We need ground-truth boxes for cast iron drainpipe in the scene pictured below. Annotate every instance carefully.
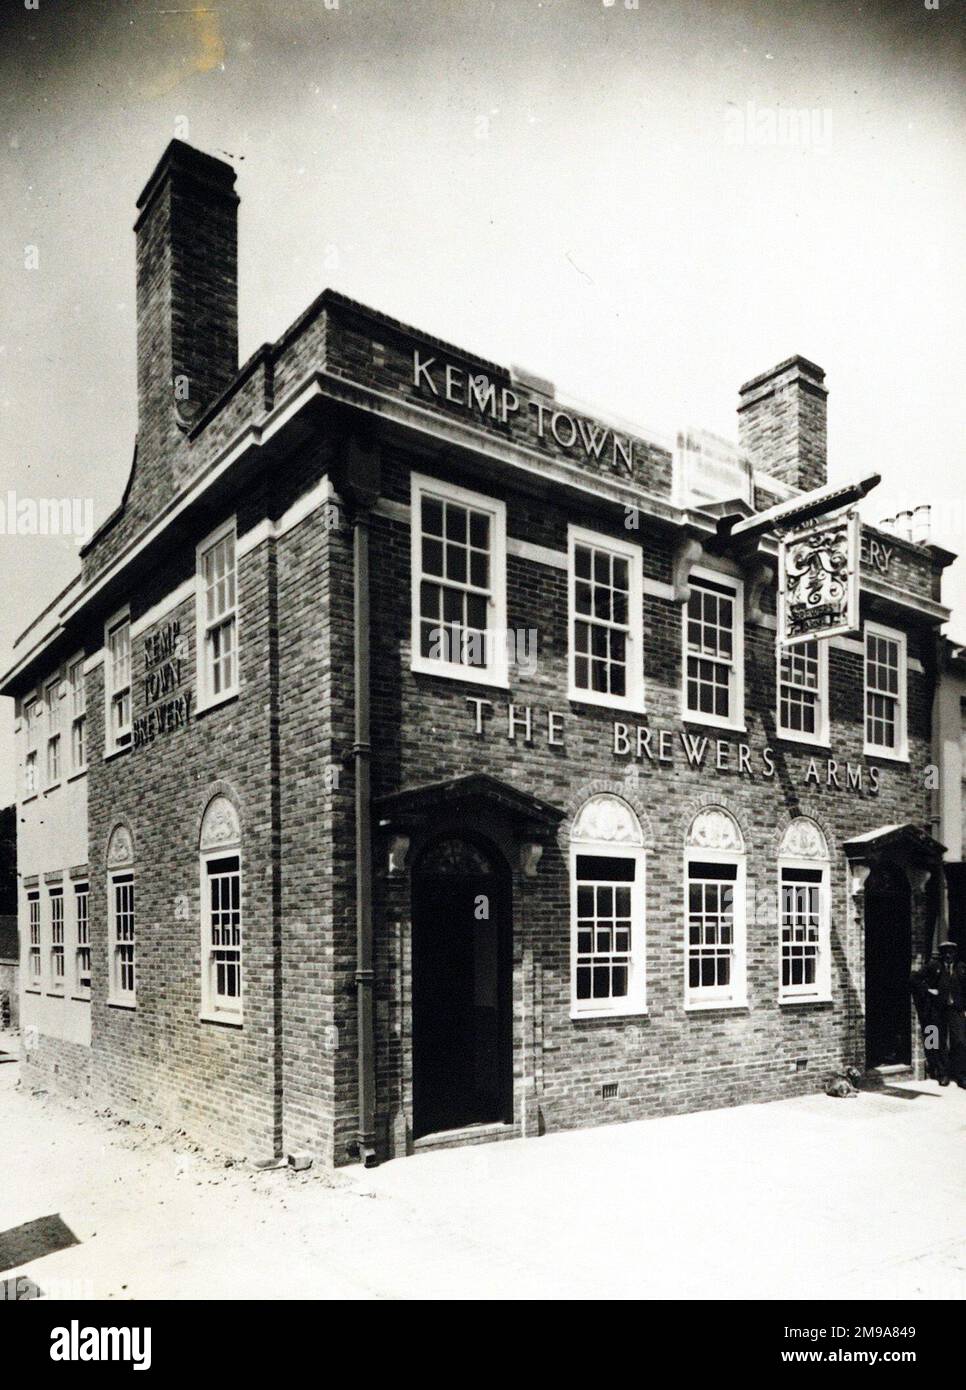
[351,502,378,1167]
[928,628,948,953]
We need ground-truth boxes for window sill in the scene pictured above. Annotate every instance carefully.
[682,714,747,736]
[22,792,38,804]
[775,731,831,750]
[70,995,92,1004]
[780,995,833,1007]
[107,999,136,1011]
[24,987,41,996]
[410,658,509,691]
[45,990,65,999]
[567,691,646,717]
[103,744,131,763]
[195,689,239,719]
[863,746,909,764]
[570,1008,648,1022]
[199,1010,243,1028]
[67,767,88,783]
[684,1000,749,1014]
[43,782,62,796]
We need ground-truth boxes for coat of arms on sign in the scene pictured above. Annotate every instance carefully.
[778,508,860,647]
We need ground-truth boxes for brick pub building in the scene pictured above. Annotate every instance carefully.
[3,142,956,1165]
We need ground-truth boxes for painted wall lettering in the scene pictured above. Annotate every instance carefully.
[134,618,192,749]
[466,705,882,794]
[860,534,893,574]
[414,349,635,474]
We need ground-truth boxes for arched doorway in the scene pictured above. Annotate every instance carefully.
[411,835,512,1138]
[865,861,912,1068]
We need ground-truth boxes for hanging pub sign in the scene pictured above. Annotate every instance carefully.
[778,508,860,647]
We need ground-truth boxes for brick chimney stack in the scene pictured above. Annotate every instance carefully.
[737,356,828,494]
[134,141,239,478]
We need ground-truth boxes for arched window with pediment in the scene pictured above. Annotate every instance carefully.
[778,817,832,1003]
[570,794,647,1018]
[199,795,243,1024]
[106,823,136,1005]
[685,807,747,1009]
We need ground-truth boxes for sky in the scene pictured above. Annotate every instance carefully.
[0,0,964,804]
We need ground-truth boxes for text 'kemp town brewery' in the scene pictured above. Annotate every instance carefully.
[3,142,959,1166]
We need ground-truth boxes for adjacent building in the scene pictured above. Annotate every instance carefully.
[0,804,18,1028]
[1,141,956,1165]
[936,638,966,945]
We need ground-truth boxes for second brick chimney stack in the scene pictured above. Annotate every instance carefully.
[737,356,828,493]
[134,140,239,479]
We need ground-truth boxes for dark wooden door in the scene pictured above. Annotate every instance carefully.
[865,862,912,1068]
[412,840,511,1138]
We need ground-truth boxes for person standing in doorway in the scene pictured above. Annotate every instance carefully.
[915,941,966,1087]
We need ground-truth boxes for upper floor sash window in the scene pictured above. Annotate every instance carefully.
[683,570,745,732]
[864,621,907,760]
[45,675,63,785]
[197,521,238,709]
[777,639,829,745]
[568,526,644,713]
[410,473,507,687]
[23,694,40,795]
[68,654,87,774]
[105,610,132,755]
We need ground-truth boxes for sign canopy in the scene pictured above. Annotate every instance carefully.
[778,508,861,647]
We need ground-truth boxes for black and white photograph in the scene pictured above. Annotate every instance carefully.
[0,0,964,1346]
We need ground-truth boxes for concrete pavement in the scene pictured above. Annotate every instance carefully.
[2,1032,964,1299]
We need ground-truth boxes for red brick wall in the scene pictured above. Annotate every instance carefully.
[364,450,935,1152]
[739,357,828,494]
[19,370,944,1170]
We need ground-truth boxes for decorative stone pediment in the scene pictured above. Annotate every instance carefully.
[571,794,643,847]
[200,795,241,852]
[686,807,744,853]
[106,824,134,868]
[843,822,946,863]
[780,817,828,860]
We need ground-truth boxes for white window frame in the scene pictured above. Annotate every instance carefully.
[48,885,65,995]
[776,638,829,746]
[104,607,132,757]
[863,620,908,761]
[200,848,243,1024]
[682,566,745,732]
[570,842,647,1020]
[22,691,40,797]
[196,517,239,713]
[410,472,508,689]
[567,524,645,713]
[45,674,64,788]
[26,890,41,990]
[684,837,747,1010]
[778,857,832,1004]
[74,882,91,999]
[67,652,87,775]
[108,869,136,1006]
